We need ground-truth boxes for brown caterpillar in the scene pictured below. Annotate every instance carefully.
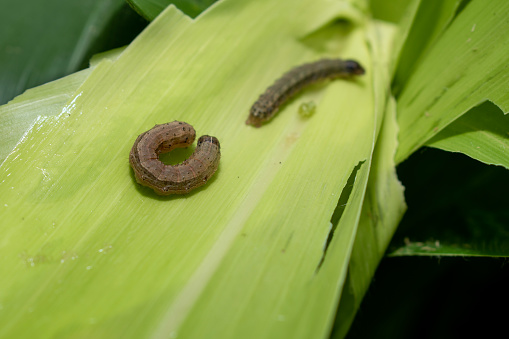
[246,58,365,127]
[129,121,220,195]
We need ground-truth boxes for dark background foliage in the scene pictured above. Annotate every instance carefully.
[0,0,147,105]
[346,256,509,338]
[346,148,509,338]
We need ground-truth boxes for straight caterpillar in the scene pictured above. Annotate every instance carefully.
[129,121,220,195]
[246,58,365,127]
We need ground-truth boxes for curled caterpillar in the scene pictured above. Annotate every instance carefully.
[246,58,365,127]
[129,121,220,195]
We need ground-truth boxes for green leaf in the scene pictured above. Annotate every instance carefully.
[426,101,509,169]
[395,0,509,163]
[126,0,218,20]
[0,1,395,337]
[368,0,413,23]
[392,0,463,95]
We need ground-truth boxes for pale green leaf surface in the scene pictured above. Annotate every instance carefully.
[0,1,381,338]
[395,0,509,163]
[172,18,395,339]
[89,46,126,67]
[426,101,509,169]
[0,69,91,164]
[0,47,126,165]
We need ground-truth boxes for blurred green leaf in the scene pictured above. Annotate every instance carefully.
[368,0,413,23]
[392,0,463,95]
[0,0,146,105]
